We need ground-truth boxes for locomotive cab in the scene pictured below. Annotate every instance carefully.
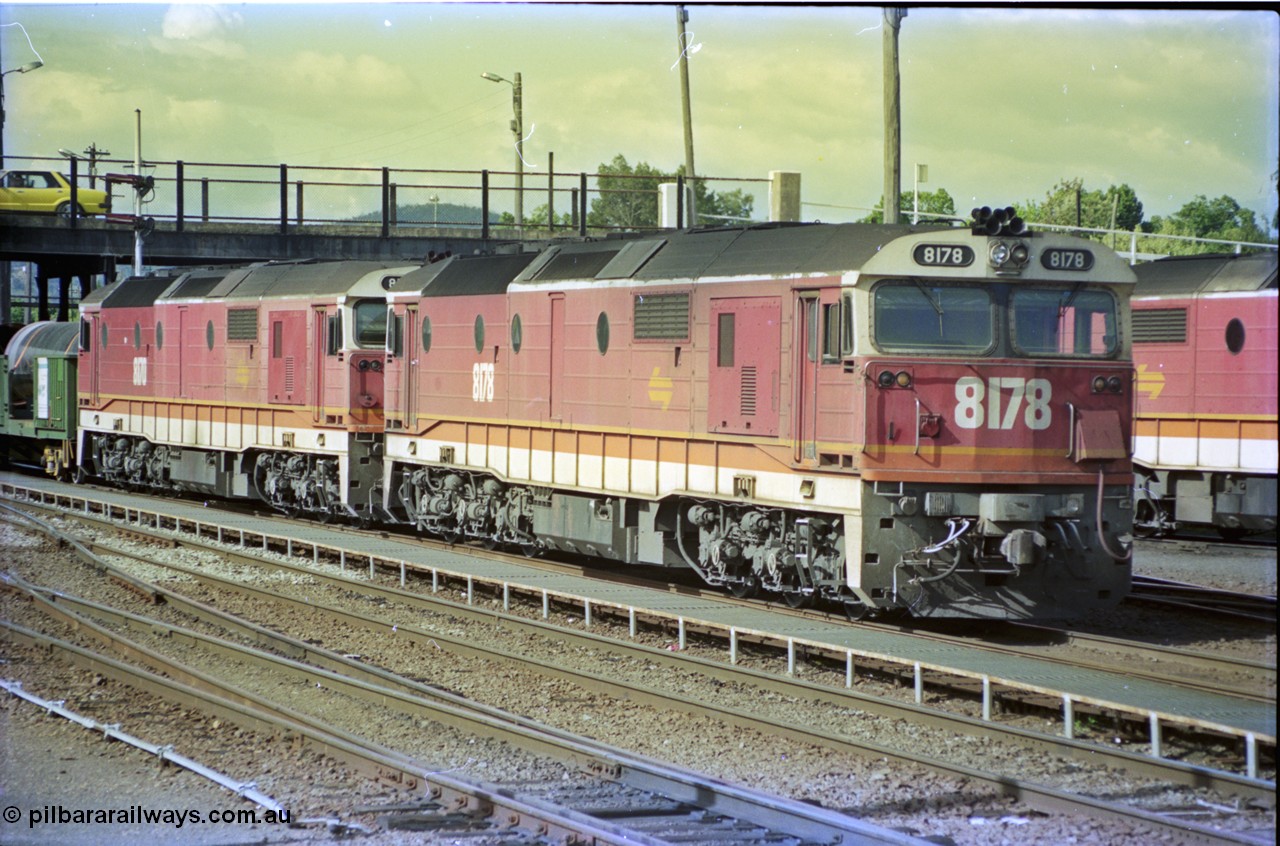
[842,223,1135,618]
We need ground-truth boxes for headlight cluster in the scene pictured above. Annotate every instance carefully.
[988,240,1030,270]
[878,369,912,388]
[1091,374,1124,394]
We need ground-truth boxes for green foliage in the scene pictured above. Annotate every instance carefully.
[587,154,755,230]
[499,204,573,229]
[1141,195,1272,255]
[860,188,957,224]
[1020,179,1144,232]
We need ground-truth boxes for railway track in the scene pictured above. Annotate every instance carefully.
[1,492,1275,843]
[2,475,1273,775]
[1128,575,1277,623]
[1,549,921,846]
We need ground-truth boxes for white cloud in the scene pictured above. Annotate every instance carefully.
[156,4,245,58]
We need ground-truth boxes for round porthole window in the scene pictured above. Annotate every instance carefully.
[511,314,523,354]
[1225,318,1245,355]
[596,311,610,355]
[474,314,485,353]
[421,315,432,353]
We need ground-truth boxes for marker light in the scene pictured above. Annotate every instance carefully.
[1092,376,1108,394]
[895,371,912,388]
[1106,375,1123,393]
[878,370,895,388]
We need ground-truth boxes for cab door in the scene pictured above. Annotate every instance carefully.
[794,294,820,462]
[794,288,847,465]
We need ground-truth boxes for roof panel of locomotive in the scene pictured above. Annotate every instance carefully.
[1133,252,1278,297]
[83,273,184,310]
[397,252,539,298]
[505,222,922,291]
[392,223,934,299]
[197,260,407,300]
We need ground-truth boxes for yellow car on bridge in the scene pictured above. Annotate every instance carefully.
[0,169,111,217]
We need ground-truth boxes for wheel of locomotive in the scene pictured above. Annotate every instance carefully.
[1217,525,1248,542]
[780,590,812,608]
[727,574,759,599]
[842,599,869,621]
[1132,497,1162,538]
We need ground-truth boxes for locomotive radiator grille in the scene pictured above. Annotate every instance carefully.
[740,365,757,416]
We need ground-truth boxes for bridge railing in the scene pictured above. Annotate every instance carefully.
[4,154,768,239]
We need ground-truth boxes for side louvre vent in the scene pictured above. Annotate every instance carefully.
[634,292,690,340]
[1132,308,1187,343]
[227,308,259,341]
[284,357,295,394]
[740,365,757,416]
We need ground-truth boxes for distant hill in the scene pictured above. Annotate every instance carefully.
[347,202,499,228]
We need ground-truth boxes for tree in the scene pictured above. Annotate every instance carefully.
[500,203,572,229]
[588,155,669,230]
[587,154,755,230]
[1143,194,1271,255]
[860,188,957,224]
[1020,179,1144,232]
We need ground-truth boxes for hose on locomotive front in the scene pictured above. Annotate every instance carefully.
[1095,468,1133,562]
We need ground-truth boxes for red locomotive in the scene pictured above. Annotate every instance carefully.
[383,214,1136,618]
[50,214,1136,619]
[75,260,418,519]
[1130,252,1278,537]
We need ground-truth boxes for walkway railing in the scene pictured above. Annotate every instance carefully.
[3,154,768,239]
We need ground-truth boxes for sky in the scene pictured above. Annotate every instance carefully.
[2,2,1277,231]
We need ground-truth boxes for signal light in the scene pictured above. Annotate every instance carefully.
[895,371,912,388]
[1106,375,1123,393]
[1092,376,1107,393]
[878,370,895,388]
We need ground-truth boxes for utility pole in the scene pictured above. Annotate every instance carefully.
[133,109,143,275]
[513,72,523,229]
[882,8,906,224]
[85,142,109,187]
[677,5,696,181]
[481,71,523,229]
